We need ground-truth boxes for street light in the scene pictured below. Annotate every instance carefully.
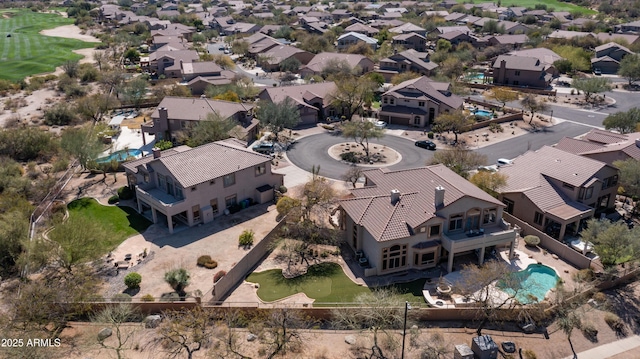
[401,301,412,359]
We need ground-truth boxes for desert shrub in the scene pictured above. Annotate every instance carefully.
[279,185,287,193]
[427,131,434,139]
[52,158,69,173]
[203,261,218,269]
[197,255,213,266]
[239,229,255,247]
[124,272,142,289]
[44,102,76,125]
[141,294,155,302]
[111,293,132,302]
[117,186,134,200]
[521,349,537,359]
[592,291,607,304]
[489,122,504,133]
[340,151,358,163]
[573,268,595,282]
[155,139,173,150]
[108,195,119,204]
[581,322,598,341]
[214,270,226,283]
[523,235,540,246]
[604,312,625,332]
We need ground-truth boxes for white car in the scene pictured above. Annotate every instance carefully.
[497,158,513,167]
[478,165,498,172]
[374,121,387,129]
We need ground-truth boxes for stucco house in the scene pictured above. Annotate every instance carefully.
[337,32,378,52]
[124,140,283,233]
[141,97,258,145]
[492,54,554,88]
[299,52,375,77]
[555,129,640,166]
[378,76,463,127]
[377,49,438,82]
[498,146,619,241]
[257,82,337,125]
[392,32,428,52]
[339,165,518,275]
[591,42,633,74]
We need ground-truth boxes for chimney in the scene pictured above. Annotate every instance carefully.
[434,186,445,208]
[390,189,401,205]
[152,147,161,158]
[159,107,168,121]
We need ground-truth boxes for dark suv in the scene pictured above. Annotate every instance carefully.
[415,140,436,150]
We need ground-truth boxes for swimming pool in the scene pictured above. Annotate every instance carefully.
[500,264,559,304]
[97,149,142,163]
[467,73,485,80]
[474,109,494,118]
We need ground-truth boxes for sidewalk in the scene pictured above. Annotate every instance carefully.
[563,335,640,359]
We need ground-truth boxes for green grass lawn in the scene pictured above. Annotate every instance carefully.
[67,198,152,254]
[0,9,98,81]
[247,262,427,305]
[458,0,596,15]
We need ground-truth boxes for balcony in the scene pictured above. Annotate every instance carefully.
[135,186,185,209]
[441,222,517,253]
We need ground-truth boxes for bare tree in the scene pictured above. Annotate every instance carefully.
[156,307,214,359]
[341,120,385,160]
[520,94,549,125]
[254,308,313,359]
[92,304,141,359]
[343,165,364,188]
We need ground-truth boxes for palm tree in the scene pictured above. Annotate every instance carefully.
[164,268,190,299]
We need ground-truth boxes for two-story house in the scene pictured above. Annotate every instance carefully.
[141,97,258,145]
[378,76,464,127]
[149,49,200,76]
[555,129,640,166]
[339,165,518,275]
[392,32,428,52]
[498,146,619,241]
[257,82,337,125]
[592,42,634,74]
[344,22,380,37]
[337,32,378,52]
[299,52,375,77]
[492,55,554,88]
[124,140,283,233]
[377,49,438,82]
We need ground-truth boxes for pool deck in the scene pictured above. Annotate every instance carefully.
[100,125,156,157]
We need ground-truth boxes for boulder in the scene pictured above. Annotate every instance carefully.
[344,335,356,345]
[144,315,162,329]
[97,328,112,342]
[247,333,257,342]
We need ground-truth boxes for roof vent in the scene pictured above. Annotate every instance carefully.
[390,189,401,205]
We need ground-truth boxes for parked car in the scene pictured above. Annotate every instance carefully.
[374,121,387,129]
[497,158,513,167]
[478,165,498,172]
[252,142,274,154]
[415,140,436,150]
[593,68,602,76]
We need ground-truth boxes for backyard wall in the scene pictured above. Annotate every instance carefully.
[469,113,523,131]
[503,213,595,270]
[462,83,557,96]
[207,218,287,303]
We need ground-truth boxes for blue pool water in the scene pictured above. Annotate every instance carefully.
[501,264,559,304]
[97,149,142,163]
[467,73,484,80]
[474,109,493,118]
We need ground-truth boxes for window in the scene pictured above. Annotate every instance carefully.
[166,177,174,196]
[513,80,519,86]
[158,174,166,191]
[598,194,610,208]
[534,211,543,225]
[419,227,426,233]
[585,186,593,199]
[503,198,514,214]
[143,173,149,183]
[562,182,575,190]
[390,98,395,105]
[225,195,237,208]
[429,224,440,237]
[223,173,235,187]
[382,244,407,271]
[418,101,425,107]
[175,186,183,200]
[515,70,521,76]
[210,199,219,214]
[414,116,420,125]
[255,164,266,176]
[352,225,358,248]
[602,175,619,189]
[449,214,463,231]
[128,174,137,186]
[483,208,497,224]
[383,97,388,104]
[192,205,200,222]
[414,252,435,266]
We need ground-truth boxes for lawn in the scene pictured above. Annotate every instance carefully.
[246,262,427,306]
[67,198,152,254]
[458,0,596,15]
[0,9,98,81]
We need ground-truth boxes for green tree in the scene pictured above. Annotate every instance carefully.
[321,58,357,79]
[520,94,549,124]
[553,59,574,74]
[613,158,640,204]
[556,310,581,359]
[436,39,452,52]
[280,57,301,72]
[180,112,239,147]
[231,40,249,57]
[429,147,488,179]
[433,110,474,143]
[121,77,148,108]
[123,48,140,63]
[44,102,77,126]
[618,54,640,86]
[164,268,190,298]
[580,218,640,266]
[603,108,640,134]
[332,74,377,120]
[49,215,111,272]
[256,98,301,142]
[0,127,56,162]
[62,60,79,78]
[572,77,611,103]
[482,20,505,34]
[470,171,507,197]
[60,125,103,170]
[341,120,385,160]
[76,94,119,122]
[485,87,518,108]
[0,204,30,275]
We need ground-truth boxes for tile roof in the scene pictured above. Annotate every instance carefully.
[390,22,425,33]
[493,55,544,72]
[151,97,253,122]
[259,82,336,108]
[383,76,463,109]
[583,129,627,144]
[341,165,503,241]
[126,141,272,188]
[555,130,640,161]
[345,23,379,34]
[302,52,371,73]
[338,32,378,44]
[508,48,562,67]
[500,146,610,193]
[261,45,310,64]
[521,180,591,220]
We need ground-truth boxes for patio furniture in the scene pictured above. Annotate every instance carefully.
[124,253,132,261]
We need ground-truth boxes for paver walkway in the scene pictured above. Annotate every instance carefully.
[562,335,640,359]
